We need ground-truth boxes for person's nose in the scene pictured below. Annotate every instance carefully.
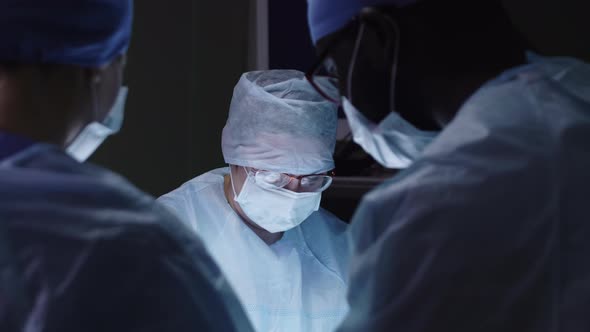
[284,177,303,192]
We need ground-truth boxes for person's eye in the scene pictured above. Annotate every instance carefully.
[261,173,282,184]
[302,176,322,187]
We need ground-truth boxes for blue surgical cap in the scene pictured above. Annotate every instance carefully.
[307,0,418,44]
[0,0,133,67]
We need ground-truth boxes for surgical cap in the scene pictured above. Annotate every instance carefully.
[0,0,133,67]
[222,70,338,175]
[307,0,418,44]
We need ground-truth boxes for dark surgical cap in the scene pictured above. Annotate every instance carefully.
[307,0,417,44]
[0,0,133,67]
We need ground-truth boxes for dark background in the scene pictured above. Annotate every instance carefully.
[90,0,589,221]
[91,1,251,197]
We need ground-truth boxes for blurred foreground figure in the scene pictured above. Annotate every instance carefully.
[0,1,252,331]
[306,0,590,330]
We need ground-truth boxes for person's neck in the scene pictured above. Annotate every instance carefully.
[0,81,74,147]
[223,174,283,245]
[0,118,73,148]
[0,122,65,146]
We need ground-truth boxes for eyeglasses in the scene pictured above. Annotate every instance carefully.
[306,13,401,110]
[248,168,334,193]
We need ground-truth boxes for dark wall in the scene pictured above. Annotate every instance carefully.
[89,0,588,201]
[505,0,590,61]
[91,1,251,197]
[269,0,316,71]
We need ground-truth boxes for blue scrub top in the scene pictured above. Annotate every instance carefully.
[0,131,35,161]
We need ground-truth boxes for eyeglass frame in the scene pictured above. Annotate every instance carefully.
[245,167,335,192]
[305,8,401,112]
[305,38,343,105]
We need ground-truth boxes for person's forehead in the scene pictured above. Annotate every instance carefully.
[253,132,328,149]
[224,129,335,176]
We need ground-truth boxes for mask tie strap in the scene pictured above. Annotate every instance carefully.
[229,166,250,200]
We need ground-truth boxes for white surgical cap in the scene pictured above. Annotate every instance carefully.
[222,70,338,175]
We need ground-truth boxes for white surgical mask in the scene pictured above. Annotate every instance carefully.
[67,86,128,162]
[231,167,321,233]
[341,97,437,169]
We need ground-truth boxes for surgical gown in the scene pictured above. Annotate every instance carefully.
[0,143,253,332]
[159,168,350,332]
[338,55,590,332]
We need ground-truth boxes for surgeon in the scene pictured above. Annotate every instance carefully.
[159,70,350,332]
[306,0,590,331]
[0,1,253,331]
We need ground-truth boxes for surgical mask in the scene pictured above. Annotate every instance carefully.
[341,97,437,169]
[231,167,321,233]
[67,86,128,162]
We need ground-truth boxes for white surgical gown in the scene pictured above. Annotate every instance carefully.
[338,55,590,332]
[159,168,350,332]
[0,144,253,332]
